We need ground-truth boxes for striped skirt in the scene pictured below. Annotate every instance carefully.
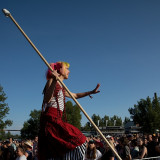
[48,142,86,160]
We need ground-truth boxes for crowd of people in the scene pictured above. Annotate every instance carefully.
[85,133,160,160]
[0,136,38,160]
[1,133,160,160]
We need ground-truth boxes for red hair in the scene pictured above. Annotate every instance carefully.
[46,62,70,80]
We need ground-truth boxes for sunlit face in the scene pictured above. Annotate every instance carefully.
[17,148,23,156]
[60,64,70,79]
[89,143,95,149]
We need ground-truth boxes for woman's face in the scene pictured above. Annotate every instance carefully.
[17,148,23,156]
[154,137,158,142]
[104,143,110,151]
[144,138,148,144]
[137,139,143,146]
[60,64,70,79]
[89,143,95,149]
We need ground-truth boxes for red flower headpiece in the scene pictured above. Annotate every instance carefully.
[46,62,62,80]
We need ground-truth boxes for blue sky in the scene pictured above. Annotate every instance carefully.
[1,0,160,133]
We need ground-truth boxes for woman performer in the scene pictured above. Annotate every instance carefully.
[38,62,100,160]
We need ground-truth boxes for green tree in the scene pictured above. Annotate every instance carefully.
[81,114,101,131]
[91,114,101,126]
[82,122,91,131]
[21,109,41,139]
[152,93,160,129]
[0,85,13,140]
[5,131,12,139]
[102,115,110,126]
[110,115,122,126]
[82,114,123,132]
[128,93,160,134]
[65,101,82,129]
[123,117,131,125]
[89,114,101,131]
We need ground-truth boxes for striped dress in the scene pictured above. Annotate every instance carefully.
[38,83,86,160]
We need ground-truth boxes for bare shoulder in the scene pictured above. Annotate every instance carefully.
[43,79,52,94]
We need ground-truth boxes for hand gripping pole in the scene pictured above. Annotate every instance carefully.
[2,8,122,160]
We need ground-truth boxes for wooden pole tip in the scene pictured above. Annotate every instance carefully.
[2,9,10,17]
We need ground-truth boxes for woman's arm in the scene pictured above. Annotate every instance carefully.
[65,84,100,99]
[139,146,147,159]
[43,78,57,103]
[43,70,60,103]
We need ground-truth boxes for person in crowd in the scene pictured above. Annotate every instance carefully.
[16,147,27,160]
[130,139,139,159]
[2,140,15,160]
[9,137,17,152]
[110,136,116,147]
[153,136,159,145]
[135,134,140,139]
[1,141,8,160]
[85,139,102,160]
[93,136,104,154]
[127,135,133,150]
[0,141,3,158]
[147,134,157,157]
[113,136,119,147]
[24,140,33,160]
[14,140,20,149]
[143,137,148,147]
[33,136,38,160]
[0,141,2,149]
[116,137,131,160]
[38,61,100,160]
[19,140,25,149]
[101,139,115,160]
[137,138,147,159]
[154,136,160,156]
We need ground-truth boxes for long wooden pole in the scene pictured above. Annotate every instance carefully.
[2,9,122,160]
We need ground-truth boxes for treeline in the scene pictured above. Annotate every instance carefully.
[82,114,123,131]
[0,85,13,140]
[129,93,160,134]
[1,83,160,140]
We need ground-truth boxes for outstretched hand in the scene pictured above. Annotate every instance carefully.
[89,84,100,99]
[92,83,100,94]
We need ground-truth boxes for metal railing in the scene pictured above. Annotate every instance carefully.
[134,156,160,160]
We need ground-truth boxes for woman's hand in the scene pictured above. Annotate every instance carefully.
[89,84,100,98]
[50,70,60,80]
[92,84,100,94]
